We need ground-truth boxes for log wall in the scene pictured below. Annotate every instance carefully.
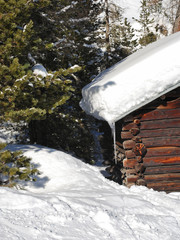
[121,87,180,192]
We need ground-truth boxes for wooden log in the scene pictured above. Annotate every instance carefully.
[122,122,138,131]
[124,107,180,122]
[123,115,135,123]
[146,147,180,157]
[130,128,140,136]
[135,163,146,173]
[139,128,180,138]
[125,175,138,184]
[125,146,147,159]
[142,136,180,148]
[126,169,137,176]
[132,136,142,143]
[140,108,180,121]
[123,158,137,168]
[136,178,146,186]
[145,97,180,110]
[134,119,141,125]
[116,145,125,154]
[116,141,123,148]
[147,181,180,192]
[143,156,180,167]
[125,150,136,159]
[121,127,180,139]
[145,173,180,182]
[121,131,133,140]
[144,165,180,175]
[123,140,136,150]
[141,118,180,130]
[123,118,180,131]
[125,146,180,159]
[123,156,180,169]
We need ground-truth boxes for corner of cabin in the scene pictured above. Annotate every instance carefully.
[119,87,180,192]
[80,33,180,193]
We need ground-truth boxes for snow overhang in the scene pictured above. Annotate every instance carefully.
[80,32,180,127]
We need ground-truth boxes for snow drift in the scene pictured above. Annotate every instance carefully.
[1,145,180,240]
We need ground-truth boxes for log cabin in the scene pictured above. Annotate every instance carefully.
[119,87,180,193]
[80,32,180,192]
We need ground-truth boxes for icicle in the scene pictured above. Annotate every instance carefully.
[109,121,117,165]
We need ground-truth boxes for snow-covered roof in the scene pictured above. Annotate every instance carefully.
[80,32,180,127]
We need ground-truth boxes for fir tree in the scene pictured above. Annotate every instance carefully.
[0,143,39,188]
[0,1,90,161]
[24,0,101,162]
[134,0,157,46]
[0,0,78,123]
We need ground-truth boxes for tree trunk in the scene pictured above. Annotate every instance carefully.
[105,0,110,66]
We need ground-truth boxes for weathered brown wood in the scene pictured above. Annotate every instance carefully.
[123,89,180,123]
[142,136,180,148]
[116,144,125,154]
[132,136,142,143]
[125,150,136,159]
[145,173,180,182]
[116,141,123,148]
[145,97,180,110]
[125,147,180,159]
[139,128,180,138]
[121,88,180,192]
[144,165,180,175]
[123,156,180,169]
[126,175,138,184]
[146,147,180,157]
[123,158,137,168]
[130,128,140,136]
[121,131,133,139]
[146,156,180,167]
[133,119,141,125]
[143,156,180,167]
[126,169,136,176]
[122,123,138,131]
[123,118,180,131]
[121,127,180,139]
[123,140,136,150]
[147,181,180,192]
[136,178,146,186]
[126,107,180,123]
[135,163,146,173]
[141,118,180,130]
[140,108,180,121]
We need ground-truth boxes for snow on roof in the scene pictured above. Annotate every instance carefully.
[80,32,180,126]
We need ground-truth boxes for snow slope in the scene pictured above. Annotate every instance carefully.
[1,144,180,240]
[80,32,180,126]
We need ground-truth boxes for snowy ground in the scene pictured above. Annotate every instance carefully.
[1,144,180,240]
